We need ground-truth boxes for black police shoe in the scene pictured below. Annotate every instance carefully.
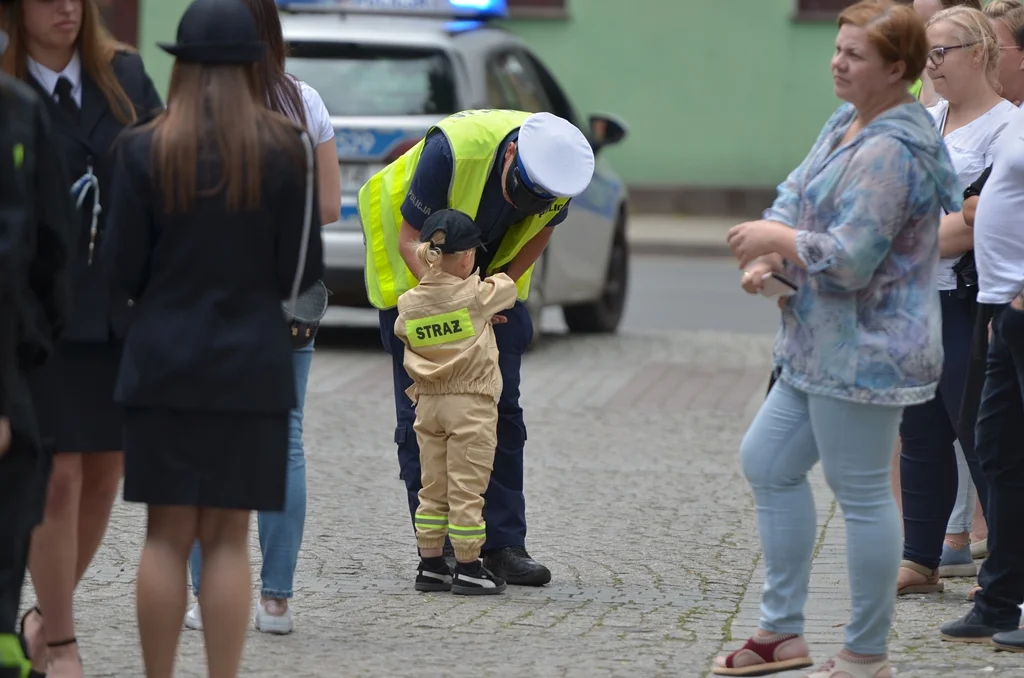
[452,560,506,596]
[414,558,453,592]
[940,610,1011,643]
[482,546,551,586]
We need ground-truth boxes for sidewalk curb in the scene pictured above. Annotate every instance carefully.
[628,240,734,258]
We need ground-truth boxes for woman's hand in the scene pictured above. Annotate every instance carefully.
[740,259,775,295]
[727,220,789,269]
[490,315,508,325]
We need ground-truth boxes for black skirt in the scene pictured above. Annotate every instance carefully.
[27,341,123,454]
[123,407,289,511]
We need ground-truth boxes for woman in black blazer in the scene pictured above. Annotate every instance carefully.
[103,0,322,673]
[0,0,162,675]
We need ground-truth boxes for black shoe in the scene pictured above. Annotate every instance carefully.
[442,541,457,572]
[482,546,551,586]
[452,560,506,596]
[993,628,1024,652]
[414,558,453,592]
[940,611,1011,643]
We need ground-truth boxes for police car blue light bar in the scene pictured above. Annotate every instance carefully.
[276,0,509,19]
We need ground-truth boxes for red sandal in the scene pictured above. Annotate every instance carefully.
[712,633,814,676]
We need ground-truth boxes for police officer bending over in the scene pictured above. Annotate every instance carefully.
[0,15,75,676]
[360,109,594,585]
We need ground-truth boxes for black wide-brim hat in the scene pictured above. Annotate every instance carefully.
[159,0,266,65]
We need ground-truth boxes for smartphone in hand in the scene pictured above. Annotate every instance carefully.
[760,272,798,298]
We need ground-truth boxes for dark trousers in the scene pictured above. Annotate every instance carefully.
[959,302,1000,473]
[973,303,1024,628]
[0,437,48,635]
[900,291,987,569]
[379,301,534,552]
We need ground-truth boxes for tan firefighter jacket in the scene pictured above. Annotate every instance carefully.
[395,269,518,403]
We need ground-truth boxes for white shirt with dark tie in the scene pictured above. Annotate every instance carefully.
[27,52,82,108]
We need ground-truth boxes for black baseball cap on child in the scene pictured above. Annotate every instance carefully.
[420,209,485,253]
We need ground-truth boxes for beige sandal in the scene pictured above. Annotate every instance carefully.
[896,560,944,595]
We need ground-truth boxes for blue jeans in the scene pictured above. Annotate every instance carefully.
[947,441,976,534]
[189,343,314,599]
[741,378,904,655]
[900,292,986,567]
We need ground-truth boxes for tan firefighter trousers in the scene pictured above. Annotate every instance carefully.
[413,393,497,563]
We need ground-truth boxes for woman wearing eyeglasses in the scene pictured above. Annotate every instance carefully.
[896,6,1019,597]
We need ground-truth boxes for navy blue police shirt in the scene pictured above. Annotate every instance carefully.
[399,130,570,273]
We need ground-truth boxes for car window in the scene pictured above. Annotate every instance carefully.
[485,50,551,113]
[520,51,580,128]
[285,42,457,116]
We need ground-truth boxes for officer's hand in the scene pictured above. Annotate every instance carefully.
[490,315,508,325]
[0,417,10,458]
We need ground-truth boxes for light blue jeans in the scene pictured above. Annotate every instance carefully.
[946,441,976,534]
[189,343,314,599]
[742,378,903,656]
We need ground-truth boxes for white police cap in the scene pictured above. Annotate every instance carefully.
[517,112,595,199]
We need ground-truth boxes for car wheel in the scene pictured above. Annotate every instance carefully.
[562,211,629,334]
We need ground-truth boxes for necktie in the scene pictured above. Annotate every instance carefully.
[54,76,79,122]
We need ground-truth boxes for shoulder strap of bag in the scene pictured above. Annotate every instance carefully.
[288,130,315,313]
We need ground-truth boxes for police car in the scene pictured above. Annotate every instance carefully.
[278,0,631,335]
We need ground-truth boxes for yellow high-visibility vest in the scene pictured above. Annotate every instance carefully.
[358,109,570,310]
[909,79,923,99]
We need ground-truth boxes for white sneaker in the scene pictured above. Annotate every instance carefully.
[184,603,203,631]
[254,599,293,635]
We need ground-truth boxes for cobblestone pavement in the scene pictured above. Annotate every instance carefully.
[20,330,1024,676]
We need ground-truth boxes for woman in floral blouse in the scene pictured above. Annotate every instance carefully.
[712,1,961,677]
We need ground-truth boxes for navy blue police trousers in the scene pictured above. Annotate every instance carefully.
[379,300,533,552]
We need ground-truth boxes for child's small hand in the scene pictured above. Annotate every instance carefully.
[490,315,507,325]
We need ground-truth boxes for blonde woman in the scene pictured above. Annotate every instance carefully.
[986,2,1024,105]
[913,0,982,104]
[897,6,1019,597]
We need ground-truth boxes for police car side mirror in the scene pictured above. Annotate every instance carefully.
[588,113,628,150]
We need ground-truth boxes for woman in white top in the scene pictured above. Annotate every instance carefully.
[184,0,341,636]
[897,6,1019,596]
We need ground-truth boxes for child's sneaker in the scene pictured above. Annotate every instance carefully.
[452,560,506,596]
[415,557,453,592]
[184,602,203,631]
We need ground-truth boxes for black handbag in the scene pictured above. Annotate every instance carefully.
[283,280,329,349]
[953,251,978,302]
[952,165,990,304]
[281,130,325,350]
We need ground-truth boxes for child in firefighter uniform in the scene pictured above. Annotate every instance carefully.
[395,209,518,595]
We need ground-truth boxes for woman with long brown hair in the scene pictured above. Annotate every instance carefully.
[0,0,161,676]
[102,0,322,673]
[185,0,340,636]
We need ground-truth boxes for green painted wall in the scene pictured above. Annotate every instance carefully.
[138,0,845,189]
[501,0,843,188]
[137,0,182,102]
